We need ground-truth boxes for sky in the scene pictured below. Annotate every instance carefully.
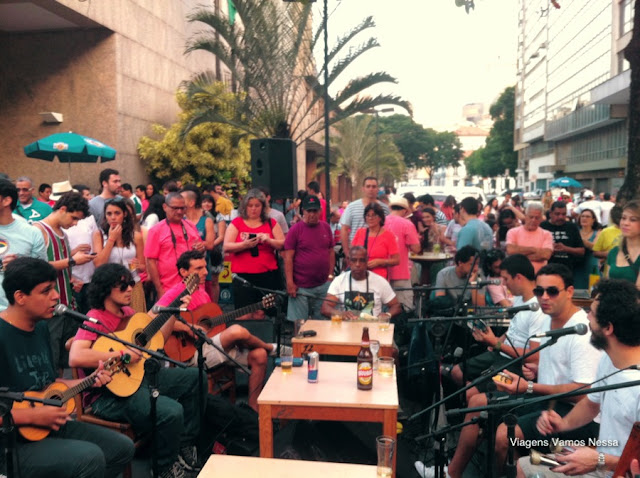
[311,0,519,131]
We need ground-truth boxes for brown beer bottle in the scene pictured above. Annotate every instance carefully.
[357,327,373,390]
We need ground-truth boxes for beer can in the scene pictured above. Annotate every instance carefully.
[307,351,319,383]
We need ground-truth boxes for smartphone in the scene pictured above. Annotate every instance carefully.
[89,252,98,256]
[248,233,257,240]
[248,234,259,256]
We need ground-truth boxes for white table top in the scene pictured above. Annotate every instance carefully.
[258,361,398,409]
[292,319,395,348]
[198,454,378,477]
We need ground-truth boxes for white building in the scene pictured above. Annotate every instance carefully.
[515,0,632,195]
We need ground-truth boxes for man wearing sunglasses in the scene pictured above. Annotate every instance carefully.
[518,278,640,477]
[145,192,203,298]
[70,263,202,478]
[492,263,601,475]
[14,175,52,224]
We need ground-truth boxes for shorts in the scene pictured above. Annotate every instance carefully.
[190,334,250,370]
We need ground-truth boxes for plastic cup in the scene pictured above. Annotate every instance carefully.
[376,435,395,478]
[281,353,293,374]
[331,314,342,324]
[378,315,390,332]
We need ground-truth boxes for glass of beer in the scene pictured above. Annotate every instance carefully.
[331,303,343,324]
[281,352,293,374]
[378,357,394,377]
[376,435,395,478]
[378,313,390,332]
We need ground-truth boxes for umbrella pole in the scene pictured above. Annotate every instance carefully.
[68,161,71,183]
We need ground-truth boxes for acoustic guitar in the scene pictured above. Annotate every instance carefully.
[613,421,640,478]
[91,274,199,397]
[13,355,129,441]
[164,294,277,362]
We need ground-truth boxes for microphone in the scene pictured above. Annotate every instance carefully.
[533,323,588,339]
[496,302,541,314]
[232,273,252,287]
[53,304,100,324]
[472,279,501,287]
[150,305,188,314]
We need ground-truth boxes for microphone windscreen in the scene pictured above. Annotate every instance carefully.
[530,302,540,311]
[575,323,588,335]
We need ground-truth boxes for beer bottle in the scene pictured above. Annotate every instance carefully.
[357,326,373,390]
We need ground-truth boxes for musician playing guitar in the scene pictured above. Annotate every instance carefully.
[0,257,134,478]
[69,263,202,478]
[159,250,286,412]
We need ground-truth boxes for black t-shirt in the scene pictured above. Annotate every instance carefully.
[540,220,584,268]
[0,320,56,392]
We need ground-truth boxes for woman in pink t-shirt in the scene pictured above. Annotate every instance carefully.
[351,202,399,279]
[223,189,285,313]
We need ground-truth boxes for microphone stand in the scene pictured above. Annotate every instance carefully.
[76,322,187,478]
[504,413,518,478]
[173,315,251,422]
[0,391,63,478]
[236,282,288,358]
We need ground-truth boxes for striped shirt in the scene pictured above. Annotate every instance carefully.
[339,199,391,242]
[39,221,74,307]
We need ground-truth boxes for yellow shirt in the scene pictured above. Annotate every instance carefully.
[215,196,234,216]
[592,225,621,253]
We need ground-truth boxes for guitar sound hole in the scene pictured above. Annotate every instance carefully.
[134,331,147,346]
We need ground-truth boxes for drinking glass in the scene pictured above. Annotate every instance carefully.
[376,435,395,478]
[370,340,380,370]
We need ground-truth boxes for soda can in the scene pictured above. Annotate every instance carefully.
[307,351,319,383]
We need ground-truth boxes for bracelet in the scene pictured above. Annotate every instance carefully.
[494,341,502,351]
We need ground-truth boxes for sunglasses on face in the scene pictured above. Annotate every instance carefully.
[17,188,32,192]
[116,280,136,292]
[533,286,565,298]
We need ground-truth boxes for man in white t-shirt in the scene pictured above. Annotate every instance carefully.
[518,278,640,477]
[450,254,546,389]
[321,246,401,320]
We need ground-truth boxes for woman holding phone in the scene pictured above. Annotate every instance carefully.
[223,189,284,315]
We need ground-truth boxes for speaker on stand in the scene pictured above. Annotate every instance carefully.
[250,138,297,200]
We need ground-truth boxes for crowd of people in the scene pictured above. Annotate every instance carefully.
[1,168,640,478]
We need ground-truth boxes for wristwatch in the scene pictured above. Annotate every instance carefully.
[494,341,502,352]
[596,452,605,469]
[68,257,76,268]
[526,381,534,394]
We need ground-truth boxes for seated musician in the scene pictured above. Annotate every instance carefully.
[433,245,486,307]
[449,254,546,391]
[0,257,134,478]
[69,263,202,478]
[160,250,285,412]
[518,279,640,477]
[321,246,402,320]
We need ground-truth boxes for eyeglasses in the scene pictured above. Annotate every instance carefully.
[115,280,136,292]
[16,188,32,192]
[167,205,186,211]
[533,286,565,298]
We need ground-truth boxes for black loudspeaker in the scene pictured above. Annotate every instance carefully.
[250,138,297,199]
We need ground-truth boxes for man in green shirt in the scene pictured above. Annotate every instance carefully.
[14,176,52,223]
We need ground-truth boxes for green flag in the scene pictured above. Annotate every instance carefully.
[228,0,237,26]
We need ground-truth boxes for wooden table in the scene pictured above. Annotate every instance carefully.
[258,361,398,476]
[410,252,453,285]
[292,319,395,358]
[198,454,378,477]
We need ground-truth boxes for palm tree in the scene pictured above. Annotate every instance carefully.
[181,0,411,144]
[328,116,404,200]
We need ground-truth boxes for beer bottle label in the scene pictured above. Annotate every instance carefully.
[358,362,373,385]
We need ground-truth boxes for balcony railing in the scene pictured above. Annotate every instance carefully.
[545,104,615,141]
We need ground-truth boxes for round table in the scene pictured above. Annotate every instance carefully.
[410,252,453,285]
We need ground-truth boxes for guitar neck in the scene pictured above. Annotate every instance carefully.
[142,278,197,344]
[204,301,267,329]
[60,370,99,403]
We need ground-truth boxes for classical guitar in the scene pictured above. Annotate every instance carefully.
[164,294,277,362]
[91,274,199,397]
[13,355,129,441]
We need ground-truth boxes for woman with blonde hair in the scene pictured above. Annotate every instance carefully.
[224,188,284,315]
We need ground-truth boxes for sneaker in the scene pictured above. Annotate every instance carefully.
[269,343,292,357]
[158,462,186,478]
[414,461,449,478]
[178,445,200,472]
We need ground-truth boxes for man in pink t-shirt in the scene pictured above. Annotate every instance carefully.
[506,202,553,273]
[385,196,421,310]
[144,192,203,297]
[161,250,283,411]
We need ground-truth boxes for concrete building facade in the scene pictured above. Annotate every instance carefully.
[515,0,632,195]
